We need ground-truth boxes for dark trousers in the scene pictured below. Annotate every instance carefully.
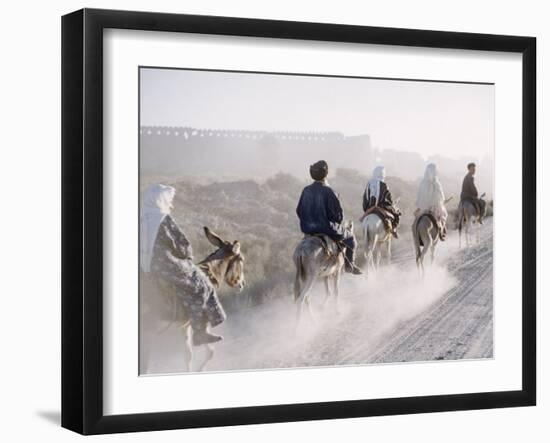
[342,234,356,265]
[462,197,482,216]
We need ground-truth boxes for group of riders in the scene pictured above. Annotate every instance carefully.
[296,160,485,275]
[140,161,484,348]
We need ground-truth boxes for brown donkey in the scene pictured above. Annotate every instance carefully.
[140,227,245,373]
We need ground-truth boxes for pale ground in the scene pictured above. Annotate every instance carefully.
[143,219,493,374]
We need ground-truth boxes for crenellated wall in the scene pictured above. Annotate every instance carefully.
[140,126,374,178]
[140,126,346,142]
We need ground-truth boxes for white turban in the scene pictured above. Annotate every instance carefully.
[367,165,386,204]
[424,163,438,182]
[140,184,176,272]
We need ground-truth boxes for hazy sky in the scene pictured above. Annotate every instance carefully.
[140,68,494,161]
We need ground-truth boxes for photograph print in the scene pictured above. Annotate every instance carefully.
[139,67,494,375]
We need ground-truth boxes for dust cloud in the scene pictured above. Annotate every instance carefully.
[141,255,457,374]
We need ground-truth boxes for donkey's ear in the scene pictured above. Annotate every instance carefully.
[231,241,241,255]
[204,227,226,248]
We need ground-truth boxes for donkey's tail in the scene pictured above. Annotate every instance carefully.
[457,203,465,233]
[294,254,305,301]
[365,225,372,253]
[364,224,377,269]
[412,218,422,262]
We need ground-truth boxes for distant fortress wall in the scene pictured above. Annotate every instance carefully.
[140,126,375,178]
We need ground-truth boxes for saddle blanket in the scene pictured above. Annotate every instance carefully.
[362,206,394,232]
[305,234,342,256]
[303,234,345,276]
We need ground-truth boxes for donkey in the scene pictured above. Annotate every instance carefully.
[412,213,440,275]
[292,223,350,327]
[362,214,392,275]
[140,227,245,373]
[458,193,487,248]
[361,199,399,275]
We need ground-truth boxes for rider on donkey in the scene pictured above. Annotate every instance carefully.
[415,163,448,241]
[460,162,484,224]
[361,165,401,239]
[296,160,363,275]
[140,184,226,346]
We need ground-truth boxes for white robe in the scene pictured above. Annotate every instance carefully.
[416,173,447,221]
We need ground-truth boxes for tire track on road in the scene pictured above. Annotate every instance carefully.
[343,227,493,364]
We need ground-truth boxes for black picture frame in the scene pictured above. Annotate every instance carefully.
[61,8,536,435]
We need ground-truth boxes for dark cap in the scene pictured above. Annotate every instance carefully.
[310,160,329,181]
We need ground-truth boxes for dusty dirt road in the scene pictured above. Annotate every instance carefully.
[145,219,493,374]
[343,225,494,365]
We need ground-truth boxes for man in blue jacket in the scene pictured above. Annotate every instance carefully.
[296,160,362,275]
